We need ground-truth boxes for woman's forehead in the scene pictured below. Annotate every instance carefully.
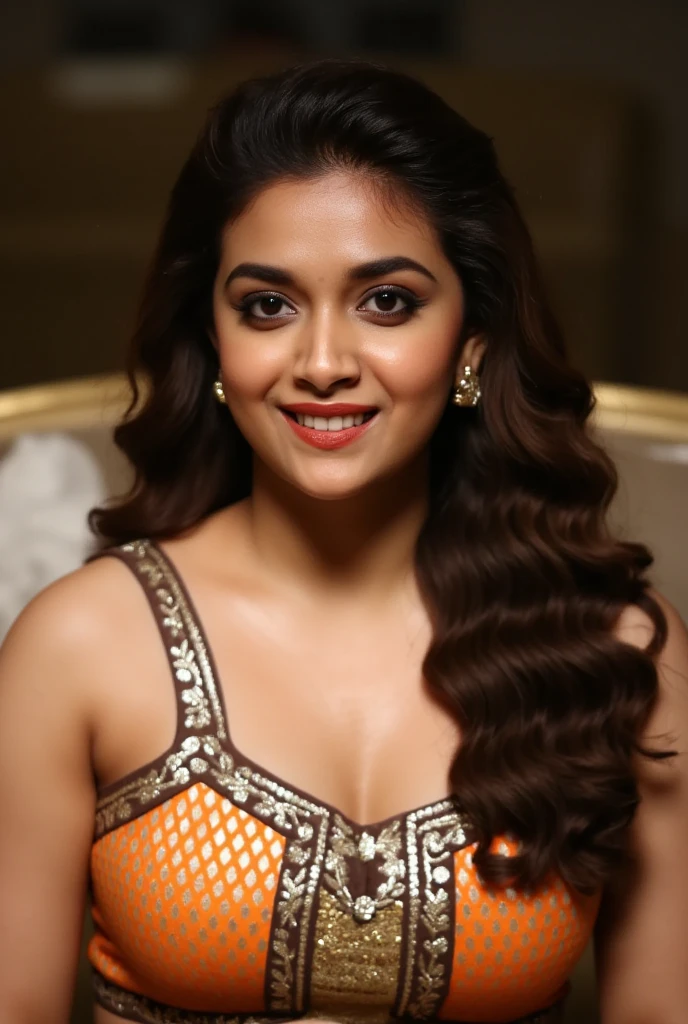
[218,170,446,277]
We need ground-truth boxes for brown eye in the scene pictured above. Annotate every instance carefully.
[252,295,289,318]
[359,286,423,319]
[232,291,296,323]
[372,290,402,312]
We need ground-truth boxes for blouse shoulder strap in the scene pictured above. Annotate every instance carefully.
[86,538,228,744]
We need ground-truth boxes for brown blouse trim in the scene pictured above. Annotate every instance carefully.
[89,538,465,838]
[93,969,567,1024]
[88,538,488,1018]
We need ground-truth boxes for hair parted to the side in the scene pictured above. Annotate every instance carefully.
[89,58,674,895]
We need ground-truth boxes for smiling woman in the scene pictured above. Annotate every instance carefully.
[0,58,687,1024]
[208,170,473,490]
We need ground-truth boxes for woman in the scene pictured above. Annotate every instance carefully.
[0,59,686,1024]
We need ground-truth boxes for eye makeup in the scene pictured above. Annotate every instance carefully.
[230,285,429,326]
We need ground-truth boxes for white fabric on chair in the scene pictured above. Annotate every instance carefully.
[0,432,105,642]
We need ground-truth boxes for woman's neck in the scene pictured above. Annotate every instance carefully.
[237,454,430,607]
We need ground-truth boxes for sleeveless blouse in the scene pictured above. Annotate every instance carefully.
[87,539,601,1024]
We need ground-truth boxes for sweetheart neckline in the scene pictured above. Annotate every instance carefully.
[96,537,463,835]
[155,537,461,834]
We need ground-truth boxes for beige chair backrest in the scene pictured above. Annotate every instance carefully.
[591,383,688,619]
[1,373,685,617]
[0,373,134,499]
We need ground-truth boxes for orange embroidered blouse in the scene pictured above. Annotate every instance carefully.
[87,539,601,1024]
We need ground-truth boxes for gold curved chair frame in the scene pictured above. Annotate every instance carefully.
[0,373,687,444]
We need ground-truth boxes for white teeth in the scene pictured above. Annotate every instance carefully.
[294,412,373,430]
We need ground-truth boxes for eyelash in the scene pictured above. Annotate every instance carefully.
[231,286,427,324]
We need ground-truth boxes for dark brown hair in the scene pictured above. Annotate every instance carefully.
[90,58,674,894]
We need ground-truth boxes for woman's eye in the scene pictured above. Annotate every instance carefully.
[234,287,423,324]
[359,288,419,317]
[246,295,293,319]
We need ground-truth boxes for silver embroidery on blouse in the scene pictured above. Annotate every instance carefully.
[92,539,472,1018]
[323,814,407,923]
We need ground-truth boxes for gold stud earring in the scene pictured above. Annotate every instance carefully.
[212,377,226,404]
[452,365,481,407]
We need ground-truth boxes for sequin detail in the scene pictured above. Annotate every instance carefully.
[87,539,599,1023]
[124,541,225,736]
[309,889,404,1014]
[323,814,406,922]
[398,804,468,1017]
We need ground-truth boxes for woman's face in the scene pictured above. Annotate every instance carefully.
[212,169,482,501]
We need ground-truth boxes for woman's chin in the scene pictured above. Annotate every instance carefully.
[276,467,383,503]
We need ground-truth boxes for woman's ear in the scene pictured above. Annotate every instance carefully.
[455,333,487,379]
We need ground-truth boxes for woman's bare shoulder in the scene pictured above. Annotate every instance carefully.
[614,588,688,782]
[613,588,688,687]
[7,551,138,635]
[614,588,686,646]
[0,552,147,703]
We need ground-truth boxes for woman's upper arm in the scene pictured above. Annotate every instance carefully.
[0,574,99,1024]
[594,592,688,1024]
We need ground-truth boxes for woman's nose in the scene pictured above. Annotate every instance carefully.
[292,308,361,393]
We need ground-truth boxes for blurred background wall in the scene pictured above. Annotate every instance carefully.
[1,0,686,394]
[1,7,687,1024]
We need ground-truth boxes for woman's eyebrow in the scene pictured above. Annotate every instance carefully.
[224,256,437,289]
[348,256,437,283]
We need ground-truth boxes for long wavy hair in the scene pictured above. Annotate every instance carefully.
[90,58,674,895]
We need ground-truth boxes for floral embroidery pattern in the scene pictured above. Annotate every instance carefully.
[96,736,318,841]
[91,539,574,1024]
[172,639,212,729]
[323,813,406,923]
[408,811,467,1017]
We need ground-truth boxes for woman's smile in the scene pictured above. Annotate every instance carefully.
[211,168,476,499]
[278,404,380,449]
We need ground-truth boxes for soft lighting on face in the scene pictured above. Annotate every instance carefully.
[211,169,478,500]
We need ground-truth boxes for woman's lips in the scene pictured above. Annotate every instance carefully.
[279,409,379,449]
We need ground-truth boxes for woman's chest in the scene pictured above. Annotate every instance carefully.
[91,777,598,1023]
[89,539,600,1022]
[96,595,461,827]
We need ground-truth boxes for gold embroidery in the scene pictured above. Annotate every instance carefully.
[398,803,468,1017]
[121,540,227,738]
[96,742,329,1013]
[96,736,200,834]
[96,961,564,1024]
[269,925,295,1008]
[173,639,212,729]
[95,541,340,1015]
[323,814,406,923]
[97,541,490,1020]
[409,810,466,1017]
[126,551,185,637]
[310,889,403,1010]
[95,736,255,835]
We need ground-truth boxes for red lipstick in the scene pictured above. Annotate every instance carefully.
[278,406,379,450]
[280,402,377,415]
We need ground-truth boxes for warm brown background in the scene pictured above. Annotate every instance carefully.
[1,5,687,1023]
[1,0,687,395]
